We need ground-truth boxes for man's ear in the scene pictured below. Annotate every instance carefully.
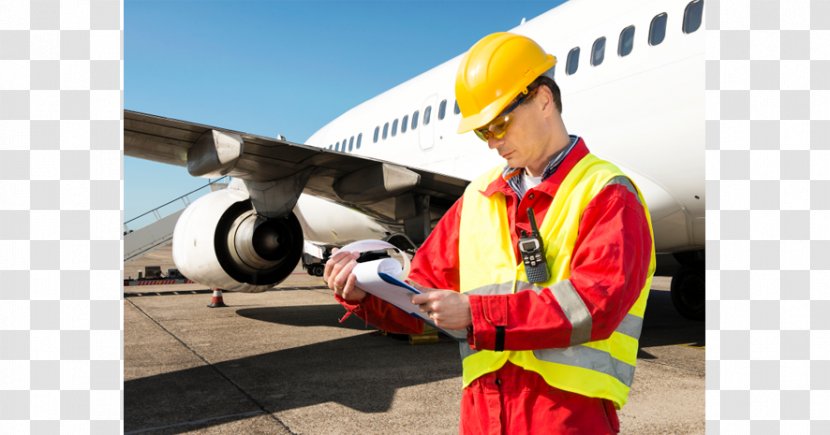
[537,86,556,115]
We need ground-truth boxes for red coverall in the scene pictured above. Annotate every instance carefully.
[336,139,652,434]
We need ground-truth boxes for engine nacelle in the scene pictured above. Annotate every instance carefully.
[172,188,304,292]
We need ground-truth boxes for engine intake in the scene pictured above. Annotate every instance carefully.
[173,188,303,292]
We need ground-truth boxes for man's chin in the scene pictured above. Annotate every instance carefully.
[504,156,521,167]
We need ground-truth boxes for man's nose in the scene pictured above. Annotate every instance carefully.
[487,136,503,150]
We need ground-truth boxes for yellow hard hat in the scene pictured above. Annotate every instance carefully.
[455,32,556,134]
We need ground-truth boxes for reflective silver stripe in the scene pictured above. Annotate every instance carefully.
[549,280,593,346]
[519,280,593,346]
[461,280,641,387]
[616,314,644,340]
[459,340,478,359]
[460,282,510,361]
[462,283,510,361]
[533,345,635,387]
[464,282,514,296]
[464,282,639,348]
[607,176,641,204]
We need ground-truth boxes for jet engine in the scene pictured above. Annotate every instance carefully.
[172,188,303,292]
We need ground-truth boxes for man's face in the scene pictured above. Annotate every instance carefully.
[486,90,550,171]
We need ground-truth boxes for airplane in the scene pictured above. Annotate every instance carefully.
[125,0,705,320]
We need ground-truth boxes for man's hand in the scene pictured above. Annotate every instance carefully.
[323,248,367,303]
[411,288,472,330]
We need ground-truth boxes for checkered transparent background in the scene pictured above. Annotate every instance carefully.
[1,0,122,433]
[707,0,830,433]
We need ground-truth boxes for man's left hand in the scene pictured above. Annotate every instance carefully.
[411,289,472,330]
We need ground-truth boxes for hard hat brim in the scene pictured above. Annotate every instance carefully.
[457,91,519,134]
[456,54,556,135]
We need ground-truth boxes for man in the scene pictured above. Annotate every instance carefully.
[324,32,655,434]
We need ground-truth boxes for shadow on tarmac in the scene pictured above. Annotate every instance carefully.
[236,291,706,348]
[125,307,461,434]
[639,289,705,350]
[236,304,372,331]
[125,288,702,433]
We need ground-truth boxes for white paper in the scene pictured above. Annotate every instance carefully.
[339,239,410,278]
[353,258,419,309]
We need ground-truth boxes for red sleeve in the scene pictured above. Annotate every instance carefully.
[468,183,652,351]
[333,198,464,335]
[407,198,462,291]
[334,293,423,334]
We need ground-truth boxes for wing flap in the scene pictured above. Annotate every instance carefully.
[124,110,469,227]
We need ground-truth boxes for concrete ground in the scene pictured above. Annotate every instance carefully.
[125,246,704,434]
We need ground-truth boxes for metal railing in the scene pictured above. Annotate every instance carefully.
[123,176,230,234]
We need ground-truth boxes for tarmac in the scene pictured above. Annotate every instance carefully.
[124,246,704,434]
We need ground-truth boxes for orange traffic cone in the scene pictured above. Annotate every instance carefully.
[207,288,227,308]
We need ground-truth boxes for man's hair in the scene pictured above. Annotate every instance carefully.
[530,70,562,113]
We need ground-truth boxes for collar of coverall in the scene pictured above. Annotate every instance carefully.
[480,135,587,199]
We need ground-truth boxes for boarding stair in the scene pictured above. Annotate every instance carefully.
[124,176,229,261]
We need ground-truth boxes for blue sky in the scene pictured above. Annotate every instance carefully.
[125,0,566,223]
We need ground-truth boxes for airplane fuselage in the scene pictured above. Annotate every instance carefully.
[303,0,704,254]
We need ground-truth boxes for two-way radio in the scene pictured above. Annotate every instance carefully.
[518,207,550,283]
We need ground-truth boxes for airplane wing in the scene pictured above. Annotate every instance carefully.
[124,110,469,233]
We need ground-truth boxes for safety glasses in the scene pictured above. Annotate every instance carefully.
[474,87,536,142]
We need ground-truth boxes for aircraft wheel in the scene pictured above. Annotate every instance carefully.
[670,265,705,321]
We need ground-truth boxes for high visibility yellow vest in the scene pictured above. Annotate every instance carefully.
[458,153,656,409]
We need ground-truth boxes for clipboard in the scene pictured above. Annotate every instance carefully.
[340,240,468,341]
[377,272,468,340]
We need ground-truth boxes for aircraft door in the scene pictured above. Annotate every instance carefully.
[418,94,438,150]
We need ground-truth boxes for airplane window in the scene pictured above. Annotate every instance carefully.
[566,47,580,75]
[683,0,703,34]
[649,13,668,46]
[328,145,332,150]
[454,100,460,115]
[392,119,398,137]
[383,122,389,140]
[438,100,447,120]
[348,136,354,151]
[412,110,419,129]
[591,37,606,66]
[402,115,409,133]
[619,25,635,57]
[343,138,348,151]
[424,106,432,125]
[357,133,362,149]
[373,126,379,143]
[335,141,340,152]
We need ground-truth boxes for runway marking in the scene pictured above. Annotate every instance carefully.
[275,286,330,291]
[124,289,213,297]
[124,286,329,297]
[126,299,299,434]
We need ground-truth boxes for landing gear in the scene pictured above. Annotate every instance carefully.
[302,251,329,277]
[308,263,324,277]
[670,251,705,321]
